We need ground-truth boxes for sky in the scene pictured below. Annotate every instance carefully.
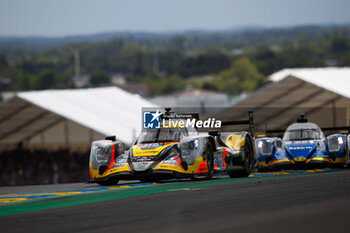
[0,0,349,37]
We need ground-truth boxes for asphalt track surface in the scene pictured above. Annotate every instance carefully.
[1,169,350,233]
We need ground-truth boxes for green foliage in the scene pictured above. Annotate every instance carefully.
[90,70,111,86]
[30,69,67,90]
[142,73,185,96]
[201,81,217,91]
[17,73,33,90]
[176,51,231,77]
[142,73,163,96]
[162,75,185,94]
[0,55,7,68]
[0,25,350,95]
[120,43,149,75]
[212,57,265,96]
[330,37,350,54]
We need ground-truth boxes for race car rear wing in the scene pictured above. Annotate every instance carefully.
[265,126,350,136]
[210,111,254,137]
[265,113,350,136]
[265,113,350,135]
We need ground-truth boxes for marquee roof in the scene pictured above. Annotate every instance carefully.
[0,87,157,146]
[216,67,350,133]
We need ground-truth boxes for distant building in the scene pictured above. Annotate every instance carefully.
[0,76,11,91]
[72,74,90,88]
[150,88,230,115]
[116,83,150,97]
[111,73,126,85]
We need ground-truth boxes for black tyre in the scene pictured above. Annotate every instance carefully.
[138,178,159,183]
[227,137,254,178]
[97,177,119,186]
[257,167,267,173]
[205,143,215,179]
[191,143,214,181]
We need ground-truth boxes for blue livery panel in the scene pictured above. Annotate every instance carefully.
[256,123,348,170]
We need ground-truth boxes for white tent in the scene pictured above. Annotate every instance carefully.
[270,67,350,99]
[0,87,157,151]
[217,67,350,133]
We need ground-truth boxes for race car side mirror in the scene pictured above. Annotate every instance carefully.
[209,130,220,136]
[276,139,282,148]
[105,135,116,141]
[115,142,125,156]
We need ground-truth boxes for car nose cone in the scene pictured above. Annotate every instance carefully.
[132,161,153,171]
[293,157,306,162]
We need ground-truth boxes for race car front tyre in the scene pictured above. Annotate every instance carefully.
[191,143,214,180]
[138,178,159,183]
[227,137,254,178]
[97,177,119,186]
[227,169,249,178]
[205,143,214,179]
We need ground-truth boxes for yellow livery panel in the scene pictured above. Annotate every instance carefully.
[132,142,178,157]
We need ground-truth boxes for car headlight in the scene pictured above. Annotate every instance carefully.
[316,141,325,149]
[328,137,340,152]
[181,139,200,156]
[338,137,344,144]
[95,146,111,163]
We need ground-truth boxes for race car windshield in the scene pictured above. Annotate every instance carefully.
[283,128,324,141]
[137,127,190,144]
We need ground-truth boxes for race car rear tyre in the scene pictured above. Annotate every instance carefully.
[227,137,254,178]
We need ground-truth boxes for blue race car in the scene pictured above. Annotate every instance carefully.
[255,116,349,171]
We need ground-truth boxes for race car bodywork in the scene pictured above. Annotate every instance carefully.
[89,126,216,185]
[211,131,256,178]
[255,118,348,171]
[89,109,256,185]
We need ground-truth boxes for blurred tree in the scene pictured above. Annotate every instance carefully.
[141,73,186,96]
[162,74,185,94]
[90,70,111,86]
[0,55,7,68]
[233,57,264,91]
[212,57,265,96]
[17,73,33,90]
[1,25,350,93]
[201,81,217,91]
[330,37,350,55]
[31,69,65,90]
[120,43,150,75]
[213,65,240,95]
[170,35,189,52]
[143,73,163,96]
[176,52,231,77]
[252,46,279,76]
